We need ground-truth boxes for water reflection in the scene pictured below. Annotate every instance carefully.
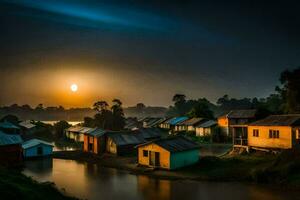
[23,159,298,200]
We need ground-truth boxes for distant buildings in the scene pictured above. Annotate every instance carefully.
[65,126,93,142]
[174,118,207,132]
[136,136,200,170]
[22,139,53,158]
[159,117,189,130]
[19,120,37,135]
[195,120,217,137]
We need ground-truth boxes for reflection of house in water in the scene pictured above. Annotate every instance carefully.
[137,175,171,200]
[24,158,53,174]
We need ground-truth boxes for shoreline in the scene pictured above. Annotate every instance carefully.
[51,150,300,190]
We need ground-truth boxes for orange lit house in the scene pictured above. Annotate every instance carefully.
[218,110,257,144]
[136,136,200,170]
[246,115,300,151]
[83,128,107,154]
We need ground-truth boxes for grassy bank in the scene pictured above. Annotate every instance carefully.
[0,168,78,200]
[53,150,300,188]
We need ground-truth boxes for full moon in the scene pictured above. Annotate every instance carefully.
[70,84,78,92]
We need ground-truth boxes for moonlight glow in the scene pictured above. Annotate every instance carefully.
[70,84,78,92]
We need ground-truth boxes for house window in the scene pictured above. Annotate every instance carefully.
[296,129,300,139]
[253,129,259,137]
[269,130,280,138]
[143,150,148,157]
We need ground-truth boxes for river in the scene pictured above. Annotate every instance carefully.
[22,158,299,200]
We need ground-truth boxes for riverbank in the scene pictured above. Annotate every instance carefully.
[52,149,300,188]
[0,167,78,200]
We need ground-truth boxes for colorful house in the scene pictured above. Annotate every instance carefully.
[246,115,300,151]
[195,120,217,137]
[22,139,53,158]
[175,118,207,132]
[0,131,23,164]
[136,136,200,170]
[83,128,107,154]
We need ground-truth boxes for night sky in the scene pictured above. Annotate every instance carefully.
[1,0,300,107]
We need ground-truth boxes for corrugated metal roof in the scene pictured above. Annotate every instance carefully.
[0,122,20,129]
[19,121,36,129]
[137,136,199,153]
[177,118,205,126]
[250,115,300,126]
[197,120,217,128]
[86,128,106,137]
[66,126,92,133]
[22,139,53,149]
[0,131,23,146]
[168,117,189,125]
[108,132,145,146]
[135,128,163,140]
[79,127,93,133]
[226,110,257,119]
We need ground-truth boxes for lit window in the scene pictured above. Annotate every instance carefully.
[253,129,259,137]
[269,130,280,138]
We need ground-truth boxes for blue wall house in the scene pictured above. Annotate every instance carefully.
[22,139,54,158]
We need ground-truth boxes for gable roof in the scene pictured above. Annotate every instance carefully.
[249,115,300,126]
[107,132,145,146]
[177,118,206,126]
[22,139,53,149]
[167,116,189,125]
[0,121,20,129]
[19,121,36,129]
[197,120,217,128]
[0,131,23,146]
[137,136,200,153]
[226,110,257,119]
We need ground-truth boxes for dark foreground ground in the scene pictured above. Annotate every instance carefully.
[53,149,300,188]
[0,167,78,200]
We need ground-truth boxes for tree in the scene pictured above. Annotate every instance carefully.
[111,99,125,130]
[277,67,300,113]
[83,117,94,127]
[93,101,109,113]
[0,115,19,125]
[188,101,214,119]
[136,103,146,110]
[53,120,71,138]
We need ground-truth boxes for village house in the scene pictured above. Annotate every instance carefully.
[244,115,300,151]
[106,132,145,156]
[0,131,23,164]
[22,139,54,158]
[136,136,200,170]
[218,109,257,143]
[19,120,37,135]
[124,117,142,130]
[0,121,21,134]
[159,117,189,131]
[195,120,217,137]
[142,117,164,128]
[174,118,207,132]
[65,126,93,142]
[83,128,107,154]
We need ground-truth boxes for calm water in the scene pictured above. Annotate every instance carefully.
[22,159,299,200]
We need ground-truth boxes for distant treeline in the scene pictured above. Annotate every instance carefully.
[1,67,299,121]
[0,103,167,121]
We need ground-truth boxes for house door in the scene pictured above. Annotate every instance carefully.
[37,146,43,155]
[149,151,160,167]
